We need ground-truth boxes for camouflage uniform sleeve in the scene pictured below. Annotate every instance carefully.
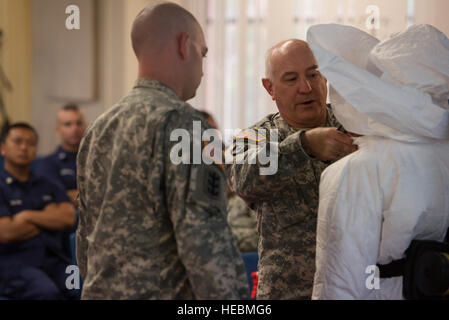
[226,126,311,202]
[227,195,258,253]
[76,202,88,282]
[164,111,250,300]
[76,138,89,282]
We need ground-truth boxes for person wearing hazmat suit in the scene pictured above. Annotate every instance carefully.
[308,24,449,300]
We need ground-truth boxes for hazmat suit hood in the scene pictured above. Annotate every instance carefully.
[307,24,449,143]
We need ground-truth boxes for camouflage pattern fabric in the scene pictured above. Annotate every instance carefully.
[226,106,341,300]
[227,193,258,253]
[76,78,249,300]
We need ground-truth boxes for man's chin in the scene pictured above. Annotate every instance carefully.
[66,141,82,149]
[294,109,326,126]
[12,160,33,167]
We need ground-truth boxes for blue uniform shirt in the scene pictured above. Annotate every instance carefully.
[0,168,72,267]
[35,145,77,191]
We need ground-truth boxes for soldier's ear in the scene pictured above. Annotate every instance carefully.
[262,78,275,100]
[178,32,190,61]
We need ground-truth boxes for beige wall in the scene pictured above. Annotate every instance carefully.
[31,0,160,155]
[415,0,449,36]
[0,0,31,124]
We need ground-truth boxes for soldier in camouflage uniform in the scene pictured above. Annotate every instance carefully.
[76,3,249,300]
[227,193,258,253]
[226,39,358,299]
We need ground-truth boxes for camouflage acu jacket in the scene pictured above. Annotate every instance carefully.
[77,78,249,300]
[226,106,341,300]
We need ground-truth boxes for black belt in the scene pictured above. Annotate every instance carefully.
[378,258,407,278]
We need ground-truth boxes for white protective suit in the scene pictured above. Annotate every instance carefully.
[307,24,449,300]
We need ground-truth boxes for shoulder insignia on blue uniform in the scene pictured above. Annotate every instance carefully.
[6,177,13,184]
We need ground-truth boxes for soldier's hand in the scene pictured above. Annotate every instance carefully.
[301,127,358,161]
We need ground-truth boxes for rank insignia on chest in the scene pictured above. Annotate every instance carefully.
[10,199,23,206]
[60,169,75,176]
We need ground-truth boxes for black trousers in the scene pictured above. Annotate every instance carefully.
[0,251,81,300]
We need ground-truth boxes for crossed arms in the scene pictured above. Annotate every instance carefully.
[0,202,76,244]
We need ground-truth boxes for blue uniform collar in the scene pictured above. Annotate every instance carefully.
[56,145,77,161]
[0,167,40,187]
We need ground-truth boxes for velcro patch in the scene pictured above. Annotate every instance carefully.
[189,165,226,212]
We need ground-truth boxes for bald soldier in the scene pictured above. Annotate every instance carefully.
[76,3,249,299]
[227,39,357,299]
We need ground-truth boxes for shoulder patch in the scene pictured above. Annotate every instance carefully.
[235,129,267,143]
[189,165,227,213]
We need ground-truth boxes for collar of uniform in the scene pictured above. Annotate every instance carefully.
[133,78,180,101]
[0,168,40,187]
[57,145,67,161]
[56,145,77,161]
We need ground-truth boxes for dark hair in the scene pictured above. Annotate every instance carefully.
[0,122,39,143]
[61,103,80,112]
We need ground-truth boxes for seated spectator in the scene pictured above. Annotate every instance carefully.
[0,123,78,300]
[35,104,86,208]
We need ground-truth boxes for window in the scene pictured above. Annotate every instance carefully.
[181,0,415,142]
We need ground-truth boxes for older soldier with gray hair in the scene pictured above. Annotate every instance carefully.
[227,39,358,299]
[76,2,249,299]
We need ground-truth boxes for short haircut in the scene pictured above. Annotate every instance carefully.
[0,122,39,143]
[131,3,200,59]
[61,103,80,112]
[265,46,275,80]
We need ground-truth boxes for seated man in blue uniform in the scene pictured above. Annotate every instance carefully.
[0,123,78,299]
[36,104,86,208]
